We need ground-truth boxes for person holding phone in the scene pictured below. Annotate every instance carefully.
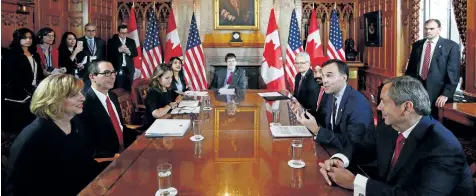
[58,32,84,75]
[36,27,66,76]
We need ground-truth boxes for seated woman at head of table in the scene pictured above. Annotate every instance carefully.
[144,63,182,128]
[4,74,104,195]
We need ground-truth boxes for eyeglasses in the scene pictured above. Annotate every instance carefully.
[119,32,128,35]
[86,29,96,32]
[96,70,117,77]
[295,61,308,66]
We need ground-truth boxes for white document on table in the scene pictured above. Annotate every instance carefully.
[171,106,200,114]
[145,119,191,137]
[184,91,208,97]
[258,92,283,97]
[218,88,235,95]
[270,126,313,138]
[178,100,199,107]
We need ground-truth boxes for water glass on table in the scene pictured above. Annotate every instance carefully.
[202,95,212,110]
[156,163,177,195]
[289,139,305,168]
[270,109,281,126]
[191,120,204,141]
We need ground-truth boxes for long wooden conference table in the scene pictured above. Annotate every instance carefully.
[79,90,352,195]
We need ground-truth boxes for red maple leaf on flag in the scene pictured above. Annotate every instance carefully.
[263,40,282,69]
[164,40,182,60]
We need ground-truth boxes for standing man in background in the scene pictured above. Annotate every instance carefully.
[405,19,460,117]
[78,23,106,86]
[108,25,138,91]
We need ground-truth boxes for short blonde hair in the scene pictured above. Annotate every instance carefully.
[30,74,84,119]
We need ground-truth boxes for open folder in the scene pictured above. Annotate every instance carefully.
[145,119,191,137]
[270,126,313,138]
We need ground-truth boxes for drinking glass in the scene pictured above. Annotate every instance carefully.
[270,109,281,126]
[202,95,212,110]
[157,163,172,194]
[291,139,304,166]
[291,168,303,188]
[193,120,204,141]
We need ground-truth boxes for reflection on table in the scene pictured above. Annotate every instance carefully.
[79,90,351,196]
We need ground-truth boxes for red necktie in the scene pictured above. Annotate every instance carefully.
[390,134,406,169]
[420,41,432,80]
[315,88,325,111]
[227,72,233,84]
[106,97,124,146]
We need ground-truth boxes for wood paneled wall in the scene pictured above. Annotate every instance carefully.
[356,0,417,98]
[1,0,116,48]
[466,0,476,96]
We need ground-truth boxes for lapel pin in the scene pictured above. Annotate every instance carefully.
[438,45,441,48]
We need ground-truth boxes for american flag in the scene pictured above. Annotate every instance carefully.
[285,9,303,92]
[183,13,207,90]
[142,9,163,78]
[326,10,346,61]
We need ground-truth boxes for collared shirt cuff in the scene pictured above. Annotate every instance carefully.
[353,174,368,196]
[330,153,350,168]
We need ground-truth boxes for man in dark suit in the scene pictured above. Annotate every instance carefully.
[209,53,247,89]
[319,76,473,195]
[78,23,106,79]
[297,59,373,150]
[107,25,138,91]
[293,52,320,113]
[405,19,460,117]
[80,60,138,158]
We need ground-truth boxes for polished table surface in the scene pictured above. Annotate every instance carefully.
[79,90,352,195]
[439,102,476,128]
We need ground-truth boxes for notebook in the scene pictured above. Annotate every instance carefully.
[258,92,290,101]
[145,119,191,137]
[270,126,313,138]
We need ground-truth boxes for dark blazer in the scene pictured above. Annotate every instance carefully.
[405,37,461,104]
[315,85,373,150]
[171,74,189,93]
[293,69,320,112]
[2,52,43,100]
[77,36,106,77]
[341,116,474,196]
[4,117,101,196]
[144,89,177,129]
[80,88,138,158]
[107,34,138,75]
[209,68,247,89]
[58,46,85,74]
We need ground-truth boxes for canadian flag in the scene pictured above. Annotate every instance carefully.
[127,5,143,79]
[164,8,183,63]
[261,9,285,90]
[305,9,325,67]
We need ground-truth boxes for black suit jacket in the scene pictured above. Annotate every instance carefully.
[80,88,138,158]
[316,85,373,150]
[77,36,106,77]
[340,116,474,195]
[293,69,320,112]
[2,52,43,100]
[107,34,138,75]
[405,37,460,104]
[58,46,85,74]
[209,68,247,89]
[4,117,100,196]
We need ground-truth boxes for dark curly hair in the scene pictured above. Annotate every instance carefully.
[9,28,36,54]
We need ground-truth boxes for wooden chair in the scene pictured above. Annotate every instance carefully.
[131,78,150,118]
[361,90,379,126]
[110,88,143,131]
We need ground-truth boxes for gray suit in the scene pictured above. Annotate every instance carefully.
[209,68,247,89]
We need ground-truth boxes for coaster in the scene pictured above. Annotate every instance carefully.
[156,187,178,196]
[288,160,305,168]
[202,107,213,111]
[190,135,204,141]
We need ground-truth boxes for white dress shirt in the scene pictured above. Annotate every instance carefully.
[330,120,419,196]
[330,85,347,128]
[26,56,38,86]
[418,36,439,75]
[91,87,124,131]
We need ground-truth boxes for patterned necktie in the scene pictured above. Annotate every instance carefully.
[420,41,432,80]
[315,88,325,111]
[106,97,124,148]
[390,133,406,169]
[88,39,95,55]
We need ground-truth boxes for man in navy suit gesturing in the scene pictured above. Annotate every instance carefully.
[320,76,473,196]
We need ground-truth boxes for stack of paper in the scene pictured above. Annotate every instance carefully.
[218,88,235,95]
[171,106,200,114]
[184,91,208,96]
[178,100,199,107]
[270,126,313,138]
[145,119,191,137]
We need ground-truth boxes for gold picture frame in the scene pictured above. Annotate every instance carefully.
[213,106,259,162]
[214,0,260,30]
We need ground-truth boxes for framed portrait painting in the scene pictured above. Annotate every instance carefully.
[364,11,382,47]
[214,0,259,30]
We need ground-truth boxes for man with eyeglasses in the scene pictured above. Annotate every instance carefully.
[291,52,321,115]
[80,60,138,158]
[78,23,106,81]
[107,25,138,92]
[209,53,247,89]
